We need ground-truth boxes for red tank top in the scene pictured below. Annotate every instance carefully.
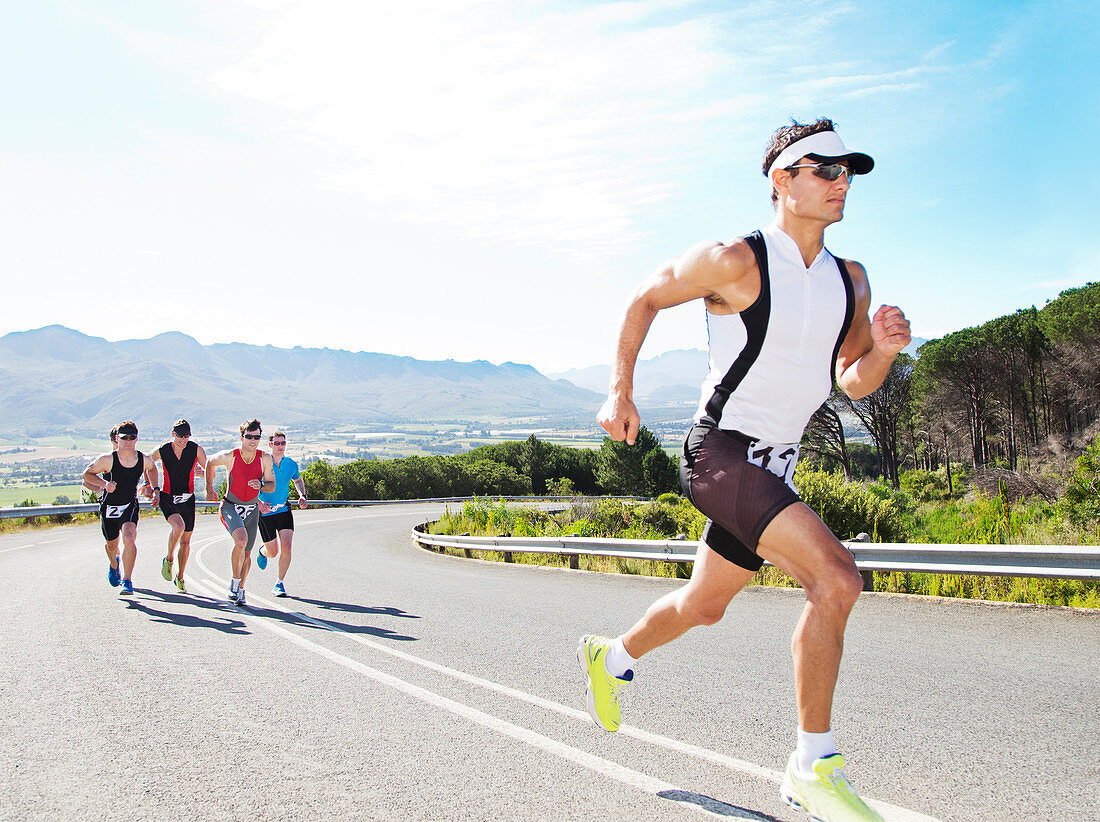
[227,448,264,502]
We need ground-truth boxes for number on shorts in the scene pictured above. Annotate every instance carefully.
[747,443,800,490]
[235,504,255,517]
[173,494,192,504]
[105,505,126,519]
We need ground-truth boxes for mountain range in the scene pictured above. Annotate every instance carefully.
[0,326,928,438]
[0,326,603,437]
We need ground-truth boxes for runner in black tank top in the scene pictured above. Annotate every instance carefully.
[151,420,208,593]
[81,420,160,596]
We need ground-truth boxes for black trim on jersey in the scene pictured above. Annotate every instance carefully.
[829,257,856,386]
[103,450,144,506]
[700,230,771,429]
[159,440,198,496]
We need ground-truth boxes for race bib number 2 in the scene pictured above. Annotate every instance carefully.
[105,505,127,519]
[173,493,193,504]
[747,442,800,491]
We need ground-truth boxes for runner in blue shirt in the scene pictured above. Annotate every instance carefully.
[255,430,308,597]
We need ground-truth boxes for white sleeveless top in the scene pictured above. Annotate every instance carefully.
[693,222,853,445]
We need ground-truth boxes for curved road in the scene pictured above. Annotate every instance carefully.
[1,506,1096,821]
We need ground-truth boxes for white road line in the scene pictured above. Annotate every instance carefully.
[0,537,65,555]
[192,537,943,822]
[183,570,767,821]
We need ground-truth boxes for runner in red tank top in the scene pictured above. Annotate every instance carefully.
[205,419,275,606]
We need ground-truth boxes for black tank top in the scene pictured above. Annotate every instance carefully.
[103,451,144,505]
[158,440,198,495]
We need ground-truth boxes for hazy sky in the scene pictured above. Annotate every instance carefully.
[3,0,1097,373]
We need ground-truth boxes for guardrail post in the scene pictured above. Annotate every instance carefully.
[852,533,874,591]
[502,550,513,563]
[568,554,579,570]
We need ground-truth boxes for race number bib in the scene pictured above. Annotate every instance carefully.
[746,441,800,491]
[234,504,256,518]
[173,493,193,504]
[105,505,127,519]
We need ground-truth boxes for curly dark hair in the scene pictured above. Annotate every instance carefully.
[763,117,837,205]
[239,418,262,436]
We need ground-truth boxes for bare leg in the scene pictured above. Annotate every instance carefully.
[105,538,120,566]
[277,530,294,580]
[230,528,249,583]
[120,522,138,580]
[165,514,184,561]
[177,531,192,578]
[755,503,864,733]
[622,541,755,659]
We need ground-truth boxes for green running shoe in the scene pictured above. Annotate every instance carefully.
[161,556,172,582]
[576,635,632,732]
[780,753,883,822]
[174,576,187,594]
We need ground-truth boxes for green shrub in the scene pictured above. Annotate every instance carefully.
[795,466,908,541]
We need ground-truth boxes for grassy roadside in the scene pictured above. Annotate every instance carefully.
[423,497,1100,609]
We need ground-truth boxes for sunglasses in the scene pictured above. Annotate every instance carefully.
[243,434,262,440]
[786,162,856,183]
[118,434,137,441]
[174,433,190,439]
[271,441,287,446]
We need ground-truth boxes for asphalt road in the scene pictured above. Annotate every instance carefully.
[1,505,1097,822]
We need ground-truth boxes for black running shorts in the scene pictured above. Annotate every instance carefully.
[258,507,294,543]
[100,499,139,542]
[158,492,197,532]
[679,423,801,571]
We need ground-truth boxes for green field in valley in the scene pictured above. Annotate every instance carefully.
[0,484,88,508]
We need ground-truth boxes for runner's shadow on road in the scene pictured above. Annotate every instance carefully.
[121,589,250,635]
[245,604,418,642]
[657,791,783,821]
[284,596,421,619]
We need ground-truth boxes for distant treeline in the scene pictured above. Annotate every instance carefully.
[804,281,1100,486]
[301,428,679,500]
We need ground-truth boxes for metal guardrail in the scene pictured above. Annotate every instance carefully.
[411,526,1100,581]
[6,496,1095,580]
[0,496,635,520]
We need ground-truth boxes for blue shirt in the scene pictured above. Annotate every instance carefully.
[259,456,300,515]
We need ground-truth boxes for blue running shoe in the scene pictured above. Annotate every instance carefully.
[272,581,287,597]
[107,560,121,588]
[256,547,268,571]
[120,579,134,596]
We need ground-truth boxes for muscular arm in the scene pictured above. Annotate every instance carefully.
[260,453,276,493]
[143,454,160,504]
[194,445,208,478]
[834,261,911,399]
[205,449,234,500]
[81,454,115,494]
[293,474,308,508]
[599,239,759,444]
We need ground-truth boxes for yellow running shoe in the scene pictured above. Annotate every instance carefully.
[576,635,632,732]
[161,556,172,582]
[780,753,883,822]
[174,576,187,594]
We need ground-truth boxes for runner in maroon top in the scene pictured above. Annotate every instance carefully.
[204,419,275,606]
[150,419,208,593]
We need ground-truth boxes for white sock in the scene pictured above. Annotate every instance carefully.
[231,578,240,592]
[796,728,837,776]
[277,578,284,584]
[605,636,638,679]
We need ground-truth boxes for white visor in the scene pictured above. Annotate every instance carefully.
[767,131,874,180]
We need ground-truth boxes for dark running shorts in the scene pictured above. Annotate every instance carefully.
[100,499,139,542]
[679,423,802,572]
[158,492,196,532]
[219,498,260,552]
[259,507,294,543]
